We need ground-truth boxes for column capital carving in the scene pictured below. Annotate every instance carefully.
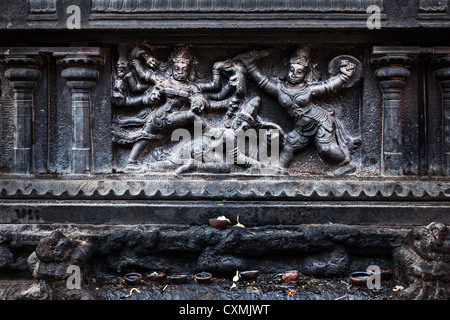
[57,52,103,91]
[431,55,450,67]
[56,53,103,69]
[61,67,99,90]
[2,54,42,85]
[1,54,42,68]
[371,54,416,66]
[435,67,450,87]
[375,66,411,82]
[371,49,413,176]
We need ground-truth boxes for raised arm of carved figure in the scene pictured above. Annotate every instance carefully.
[130,44,161,84]
[235,49,279,97]
[113,85,164,108]
[124,71,150,94]
[196,60,225,91]
[310,60,355,97]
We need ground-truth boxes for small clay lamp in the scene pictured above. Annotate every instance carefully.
[146,271,166,282]
[281,270,299,283]
[209,216,229,229]
[124,273,143,286]
[349,271,371,286]
[194,272,213,284]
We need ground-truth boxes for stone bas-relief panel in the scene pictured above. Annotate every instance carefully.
[111,44,363,175]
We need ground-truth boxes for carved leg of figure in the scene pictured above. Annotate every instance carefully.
[316,140,346,164]
[145,160,178,172]
[279,145,296,169]
[175,159,231,175]
[278,128,311,171]
[126,139,149,168]
[315,125,348,164]
[171,110,209,133]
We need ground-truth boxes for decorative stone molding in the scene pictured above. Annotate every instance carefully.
[86,0,387,30]
[2,55,42,174]
[27,0,57,21]
[0,176,449,200]
[91,0,383,13]
[57,52,104,174]
[419,0,448,13]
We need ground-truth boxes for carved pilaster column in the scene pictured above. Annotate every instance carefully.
[58,55,103,174]
[2,55,42,173]
[371,51,412,175]
[435,60,450,175]
[375,66,410,175]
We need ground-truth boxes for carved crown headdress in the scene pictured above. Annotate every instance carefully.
[171,46,193,65]
[290,47,310,68]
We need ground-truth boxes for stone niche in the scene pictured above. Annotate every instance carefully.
[0,0,449,300]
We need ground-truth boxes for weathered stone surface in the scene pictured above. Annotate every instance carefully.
[394,222,450,299]
[28,230,91,282]
[0,246,14,268]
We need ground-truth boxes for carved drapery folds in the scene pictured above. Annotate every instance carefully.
[2,54,42,174]
[57,52,104,174]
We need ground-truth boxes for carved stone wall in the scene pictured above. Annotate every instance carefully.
[0,0,449,228]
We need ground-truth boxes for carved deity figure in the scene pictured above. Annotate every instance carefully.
[112,45,210,170]
[236,47,361,170]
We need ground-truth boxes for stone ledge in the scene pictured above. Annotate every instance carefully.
[1,175,450,200]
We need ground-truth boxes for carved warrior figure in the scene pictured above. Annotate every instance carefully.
[112,45,210,170]
[236,47,361,170]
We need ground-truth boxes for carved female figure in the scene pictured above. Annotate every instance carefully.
[236,47,361,170]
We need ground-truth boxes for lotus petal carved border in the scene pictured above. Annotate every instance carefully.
[0,176,449,200]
